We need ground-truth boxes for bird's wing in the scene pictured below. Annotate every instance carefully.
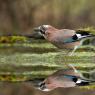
[56,35,78,43]
[56,29,95,44]
[55,29,78,43]
[63,75,78,82]
[55,29,76,43]
[59,74,93,85]
[56,74,78,82]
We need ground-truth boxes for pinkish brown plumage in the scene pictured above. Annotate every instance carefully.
[38,65,95,91]
[34,25,95,55]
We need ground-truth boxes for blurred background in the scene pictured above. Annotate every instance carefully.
[0,0,95,35]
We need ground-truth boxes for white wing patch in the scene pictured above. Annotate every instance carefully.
[76,79,82,83]
[76,34,88,39]
[76,34,81,39]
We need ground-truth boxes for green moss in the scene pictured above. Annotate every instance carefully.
[0,36,27,43]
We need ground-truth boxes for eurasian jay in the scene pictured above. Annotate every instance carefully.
[38,65,95,91]
[34,25,95,55]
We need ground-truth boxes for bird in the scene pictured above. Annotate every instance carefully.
[38,64,95,91]
[34,25,95,55]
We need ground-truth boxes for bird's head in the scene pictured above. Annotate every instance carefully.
[33,25,57,39]
[37,68,81,91]
[38,77,57,91]
[34,25,50,35]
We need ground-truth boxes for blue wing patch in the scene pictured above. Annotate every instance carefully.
[63,75,78,82]
[63,35,78,43]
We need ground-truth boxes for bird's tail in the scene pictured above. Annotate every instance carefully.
[76,30,95,39]
[76,30,95,46]
[76,77,95,86]
[68,64,95,85]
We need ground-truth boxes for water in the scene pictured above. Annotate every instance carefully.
[0,42,95,93]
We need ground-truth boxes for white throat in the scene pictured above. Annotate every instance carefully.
[43,25,49,28]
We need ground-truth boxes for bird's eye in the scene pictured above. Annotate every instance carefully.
[46,32,50,36]
[45,80,51,84]
[39,82,45,87]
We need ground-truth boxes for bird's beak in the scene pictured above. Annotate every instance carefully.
[33,27,43,36]
[34,26,46,35]
[33,27,41,32]
[36,82,51,91]
[39,82,46,90]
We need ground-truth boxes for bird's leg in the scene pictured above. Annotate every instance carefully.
[69,46,79,56]
[67,64,78,72]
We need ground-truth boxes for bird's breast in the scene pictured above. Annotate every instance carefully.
[51,41,81,50]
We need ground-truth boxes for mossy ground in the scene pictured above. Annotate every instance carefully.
[0,40,95,89]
